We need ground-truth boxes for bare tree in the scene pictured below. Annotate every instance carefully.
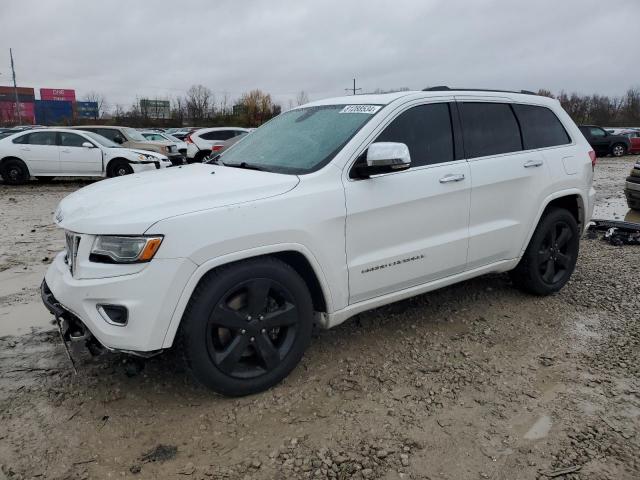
[185,84,213,122]
[83,91,108,118]
[295,90,309,106]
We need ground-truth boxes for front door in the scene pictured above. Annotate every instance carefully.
[344,102,471,304]
[58,132,103,175]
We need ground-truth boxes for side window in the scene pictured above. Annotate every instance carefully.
[512,104,571,149]
[460,102,522,158]
[12,133,30,144]
[201,130,235,141]
[589,127,606,137]
[374,103,454,167]
[97,129,121,143]
[27,132,57,146]
[60,132,88,147]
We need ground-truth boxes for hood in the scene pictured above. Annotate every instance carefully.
[54,164,299,234]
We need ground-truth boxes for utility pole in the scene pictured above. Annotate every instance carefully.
[345,78,362,96]
[10,48,23,124]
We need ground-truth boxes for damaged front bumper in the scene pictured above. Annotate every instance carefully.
[40,280,163,360]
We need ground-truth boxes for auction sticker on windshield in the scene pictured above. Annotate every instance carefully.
[339,105,381,114]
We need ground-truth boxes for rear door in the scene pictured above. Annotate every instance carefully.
[458,100,550,268]
[15,131,59,174]
[58,132,103,175]
[344,101,471,303]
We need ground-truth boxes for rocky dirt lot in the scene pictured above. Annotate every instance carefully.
[0,158,638,480]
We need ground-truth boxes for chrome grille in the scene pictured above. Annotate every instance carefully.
[65,232,80,277]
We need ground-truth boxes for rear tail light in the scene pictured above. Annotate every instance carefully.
[211,145,223,152]
[185,134,193,144]
[589,150,596,170]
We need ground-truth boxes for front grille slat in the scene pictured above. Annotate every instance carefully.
[65,232,80,277]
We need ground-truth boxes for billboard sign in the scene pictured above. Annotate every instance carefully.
[140,99,170,119]
[75,101,99,119]
[40,88,76,102]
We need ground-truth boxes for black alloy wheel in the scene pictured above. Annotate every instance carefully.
[510,207,579,295]
[537,220,574,285]
[207,278,299,379]
[180,257,313,396]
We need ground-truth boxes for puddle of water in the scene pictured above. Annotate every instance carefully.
[0,265,53,337]
[524,415,552,440]
[0,301,54,337]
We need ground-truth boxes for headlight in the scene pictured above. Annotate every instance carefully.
[137,154,149,161]
[90,235,163,263]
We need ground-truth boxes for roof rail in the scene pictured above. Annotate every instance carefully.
[423,86,537,95]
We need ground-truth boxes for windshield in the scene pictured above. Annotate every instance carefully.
[163,133,183,143]
[83,131,121,148]
[124,127,147,142]
[220,104,381,174]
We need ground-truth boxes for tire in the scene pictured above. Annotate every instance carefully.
[509,208,580,296]
[36,176,55,182]
[107,160,134,177]
[179,257,314,396]
[194,151,210,163]
[0,158,30,185]
[611,143,627,157]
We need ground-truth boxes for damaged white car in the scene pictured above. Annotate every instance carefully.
[42,89,595,396]
[0,128,171,184]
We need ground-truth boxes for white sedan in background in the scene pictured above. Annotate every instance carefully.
[185,127,250,162]
[0,128,171,184]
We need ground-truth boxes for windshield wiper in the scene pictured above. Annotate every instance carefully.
[225,162,270,172]
[205,154,224,165]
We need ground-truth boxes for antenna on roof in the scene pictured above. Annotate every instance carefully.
[345,78,362,96]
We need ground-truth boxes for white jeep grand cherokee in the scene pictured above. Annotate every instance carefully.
[42,88,596,396]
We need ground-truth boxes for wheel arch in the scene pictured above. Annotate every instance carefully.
[162,244,333,348]
[521,189,586,255]
[0,155,26,167]
[105,157,132,175]
[0,156,30,178]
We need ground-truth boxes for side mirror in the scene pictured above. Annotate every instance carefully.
[82,142,94,148]
[113,136,124,144]
[352,142,411,179]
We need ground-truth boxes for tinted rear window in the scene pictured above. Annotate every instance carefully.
[201,130,236,141]
[513,104,571,149]
[460,102,522,158]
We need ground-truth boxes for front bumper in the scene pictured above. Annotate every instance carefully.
[43,251,197,352]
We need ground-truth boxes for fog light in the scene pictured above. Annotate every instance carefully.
[97,304,128,326]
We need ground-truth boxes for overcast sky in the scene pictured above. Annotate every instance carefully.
[1,0,638,111]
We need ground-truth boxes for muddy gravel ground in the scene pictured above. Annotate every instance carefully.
[0,158,639,480]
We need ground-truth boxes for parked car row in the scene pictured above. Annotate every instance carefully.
[0,123,255,184]
[0,128,172,184]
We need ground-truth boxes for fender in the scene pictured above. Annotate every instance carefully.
[161,242,334,348]
[520,187,587,255]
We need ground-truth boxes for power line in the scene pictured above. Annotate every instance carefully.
[9,48,22,124]
[345,78,362,96]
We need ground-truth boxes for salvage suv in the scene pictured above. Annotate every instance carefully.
[42,88,596,396]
